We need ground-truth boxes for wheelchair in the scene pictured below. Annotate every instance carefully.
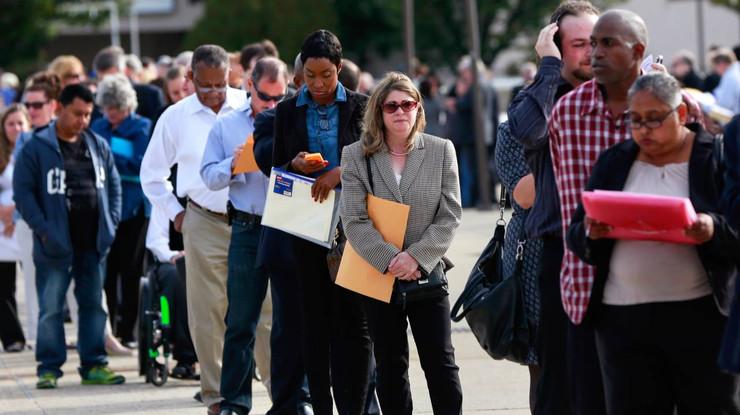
[137,261,174,386]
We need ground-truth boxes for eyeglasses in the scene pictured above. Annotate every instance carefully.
[628,106,679,130]
[193,78,227,94]
[23,101,48,110]
[254,87,285,103]
[382,100,418,114]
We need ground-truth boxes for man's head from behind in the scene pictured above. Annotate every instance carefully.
[550,1,600,84]
[189,45,230,111]
[590,10,648,86]
[710,48,737,76]
[338,59,361,92]
[93,46,126,79]
[56,84,94,138]
[248,57,288,115]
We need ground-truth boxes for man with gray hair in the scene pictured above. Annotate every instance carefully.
[200,56,290,415]
[92,46,165,122]
[141,44,247,415]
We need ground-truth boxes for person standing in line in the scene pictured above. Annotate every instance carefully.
[0,104,30,352]
[91,74,152,348]
[547,10,704,413]
[13,84,124,389]
[200,57,288,415]
[506,2,599,413]
[272,30,372,415]
[568,72,739,414]
[140,44,247,415]
[339,72,463,415]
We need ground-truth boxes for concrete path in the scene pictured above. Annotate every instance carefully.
[0,208,532,414]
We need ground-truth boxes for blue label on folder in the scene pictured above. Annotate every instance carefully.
[274,175,293,197]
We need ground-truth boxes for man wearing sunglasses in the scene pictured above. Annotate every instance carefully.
[200,57,289,415]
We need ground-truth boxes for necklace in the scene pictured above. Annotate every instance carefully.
[388,148,411,156]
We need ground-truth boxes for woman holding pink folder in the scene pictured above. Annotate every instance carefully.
[340,72,463,414]
[568,73,739,414]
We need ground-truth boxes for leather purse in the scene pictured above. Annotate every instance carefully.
[450,188,531,364]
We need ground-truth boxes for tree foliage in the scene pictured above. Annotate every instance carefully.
[0,0,57,72]
[710,0,739,13]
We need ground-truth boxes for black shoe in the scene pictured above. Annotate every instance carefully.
[297,403,314,415]
[171,363,199,380]
[193,391,202,403]
[219,409,241,415]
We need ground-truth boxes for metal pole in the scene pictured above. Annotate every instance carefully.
[464,0,492,209]
[130,7,140,57]
[403,0,415,75]
[108,1,121,47]
[696,0,705,72]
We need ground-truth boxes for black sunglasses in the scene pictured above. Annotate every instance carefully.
[254,87,285,103]
[24,101,48,110]
[382,100,418,114]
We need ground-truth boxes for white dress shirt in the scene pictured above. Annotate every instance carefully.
[146,204,178,263]
[141,88,247,219]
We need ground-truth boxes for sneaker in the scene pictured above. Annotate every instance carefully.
[80,365,125,385]
[36,372,58,389]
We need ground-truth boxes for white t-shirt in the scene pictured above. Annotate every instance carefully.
[0,160,19,262]
[604,160,712,305]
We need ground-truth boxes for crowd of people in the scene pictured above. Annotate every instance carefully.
[0,1,739,414]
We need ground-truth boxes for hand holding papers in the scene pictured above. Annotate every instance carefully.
[261,168,340,248]
[581,190,699,244]
[232,135,259,174]
[335,195,410,303]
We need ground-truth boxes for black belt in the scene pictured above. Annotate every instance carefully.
[227,201,261,226]
[187,198,229,222]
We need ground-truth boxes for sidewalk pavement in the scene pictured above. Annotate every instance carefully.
[0,208,531,414]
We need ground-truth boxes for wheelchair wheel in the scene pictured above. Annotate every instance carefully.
[138,277,154,378]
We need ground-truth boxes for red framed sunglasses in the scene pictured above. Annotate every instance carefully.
[382,100,418,114]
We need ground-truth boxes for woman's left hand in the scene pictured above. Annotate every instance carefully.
[685,213,714,243]
[311,167,341,202]
[389,252,421,280]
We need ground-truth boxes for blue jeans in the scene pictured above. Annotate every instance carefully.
[221,219,269,413]
[457,144,478,208]
[35,250,107,377]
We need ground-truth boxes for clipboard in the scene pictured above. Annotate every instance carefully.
[581,190,699,244]
[232,135,259,174]
[261,168,340,248]
[335,195,410,303]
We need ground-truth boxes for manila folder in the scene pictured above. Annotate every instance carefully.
[232,135,259,174]
[335,194,410,303]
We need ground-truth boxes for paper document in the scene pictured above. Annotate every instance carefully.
[581,190,699,244]
[261,168,340,248]
[335,195,410,303]
[110,136,134,159]
[232,135,259,174]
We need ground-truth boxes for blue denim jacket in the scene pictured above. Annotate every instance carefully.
[296,83,347,176]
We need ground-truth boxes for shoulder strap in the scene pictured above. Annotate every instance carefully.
[365,156,374,195]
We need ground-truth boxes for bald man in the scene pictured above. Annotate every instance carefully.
[548,9,705,415]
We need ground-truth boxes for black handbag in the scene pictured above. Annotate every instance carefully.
[363,156,448,304]
[450,188,531,364]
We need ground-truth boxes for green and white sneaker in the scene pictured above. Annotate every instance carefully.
[36,372,58,389]
[80,365,125,385]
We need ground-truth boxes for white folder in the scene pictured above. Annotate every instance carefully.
[261,168,340,248]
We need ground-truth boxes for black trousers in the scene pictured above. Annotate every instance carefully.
[293,238,372,415]
[363,294,463,415]
[105,212,147,341]
[0,261,25,348]
[566,318,606,415]
[596,296,740,415]
[154,261,197,365]
[533,237,570,415]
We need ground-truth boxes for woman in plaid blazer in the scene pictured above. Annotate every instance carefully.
[340,72,463,415]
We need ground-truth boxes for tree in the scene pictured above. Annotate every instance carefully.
[710,0,739,13]
[0,0,57,73]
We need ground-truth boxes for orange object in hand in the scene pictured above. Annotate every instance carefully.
[305,153,325,162]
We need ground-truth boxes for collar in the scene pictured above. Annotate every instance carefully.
[296,82,347,108]
[580,79,605,117]
[237,98,254,119]
[185,87,246,115]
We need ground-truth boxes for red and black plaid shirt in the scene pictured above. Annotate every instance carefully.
[548,79,704,324]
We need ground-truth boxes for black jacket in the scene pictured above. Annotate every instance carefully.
[134,83,166,123]
[272,89,367,171]
[567,124,738,317]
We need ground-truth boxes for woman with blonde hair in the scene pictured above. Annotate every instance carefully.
[340,72,463,414]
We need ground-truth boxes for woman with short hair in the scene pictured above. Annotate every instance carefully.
[91,74,152,347]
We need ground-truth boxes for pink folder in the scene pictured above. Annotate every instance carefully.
[581,190,699,245]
